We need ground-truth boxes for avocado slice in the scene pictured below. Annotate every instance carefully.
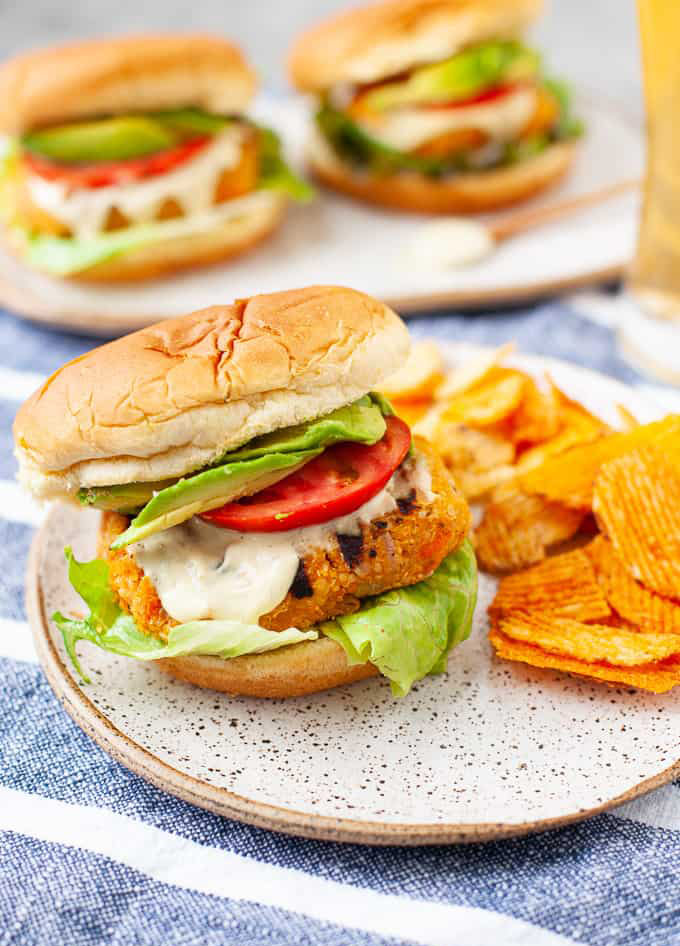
[110,450,320,549]
[22,117,178,164]
[152,108,232,136]
[363,41,540,111]
[78,479,177,514]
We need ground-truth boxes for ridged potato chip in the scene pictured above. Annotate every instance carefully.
[489,548,611,622]
[442,373,526,427]
[497,611,680,665]
[379,340,445,401]
[520,415,680,510]
[489,627,680,693]
[593,446,680,598]
[586,535,680,634]
[475,492,584,573]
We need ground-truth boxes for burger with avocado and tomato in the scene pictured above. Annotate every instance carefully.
[288,0,583,213]
[0,34,311,283]
[14,286,477,698]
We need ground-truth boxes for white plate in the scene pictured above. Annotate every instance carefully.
[27,347,680,844]
[2,94,642,335]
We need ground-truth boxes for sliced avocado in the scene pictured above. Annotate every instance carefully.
[78,479,177,514]
[111,450,320,548]
[225,396,386,462]
[363,41,540,111]
[152,108,232,136]
[22,117,177,164]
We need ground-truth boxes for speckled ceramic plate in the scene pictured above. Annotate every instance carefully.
[27,347,680,845]
[1,93,641,335]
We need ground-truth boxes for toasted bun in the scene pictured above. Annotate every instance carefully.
[0,33,256,135]
[309,129,576,213]
[156,638,378,698]
[289,0,542,91]
[15,286,410,499]
[7,190,287,284]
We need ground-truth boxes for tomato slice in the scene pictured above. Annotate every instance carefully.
[23,136,211,190]
[201,415,412,533]
[422,82,519,110]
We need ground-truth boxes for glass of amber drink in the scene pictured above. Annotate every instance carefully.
[620,0,680,383]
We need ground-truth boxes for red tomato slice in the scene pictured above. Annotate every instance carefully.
[201,415,412,533]
[422,82,519,110]
[23,136,211,190]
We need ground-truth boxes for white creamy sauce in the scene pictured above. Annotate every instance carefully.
[356,86,536,152]
[132,455,431,625]
[26,127,246,239]
[408,218,495,269]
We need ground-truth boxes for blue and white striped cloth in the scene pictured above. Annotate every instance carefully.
[1,293,679,946]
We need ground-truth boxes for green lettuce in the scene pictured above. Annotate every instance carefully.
[322,540,477,696]
[258,128,314,202]
[225,395,386,461]
[53,548,317,683]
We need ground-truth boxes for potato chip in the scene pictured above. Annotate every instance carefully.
[434,422,514,469]
[509,375,561,444]
[489,627,680,693]
[436,342,515,400]
[474,492,584,573]
[489,548,611,622]
[379,340,445,401]
[616,404,640,432]
[593,446,680,598]
[454,465,517,501]
[442,373,525,428]
[392,400,430,428]
[520,415,680,510]
[513,406,604,476]
[497,612,680,666]
[586,535,680,634]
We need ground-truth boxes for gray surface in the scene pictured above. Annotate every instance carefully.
[2,0,642,115]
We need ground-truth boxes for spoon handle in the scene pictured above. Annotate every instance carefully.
[489,178,640,243]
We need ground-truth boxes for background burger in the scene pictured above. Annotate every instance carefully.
[0,34,311,282]
[15,286,477,698]
[289,0,583,214]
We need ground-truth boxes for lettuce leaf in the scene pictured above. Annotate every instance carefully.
[53,548,317,683]
[54,539,477,696]
[258,127,314,202]
[321,540,477,696]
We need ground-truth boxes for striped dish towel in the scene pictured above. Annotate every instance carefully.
[1,294,679,946]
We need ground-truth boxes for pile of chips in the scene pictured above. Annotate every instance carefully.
[381,341,680,693]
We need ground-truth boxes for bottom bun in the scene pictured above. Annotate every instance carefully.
[309,130,577,214]
[8,191,287,284]
[155,637,378,699]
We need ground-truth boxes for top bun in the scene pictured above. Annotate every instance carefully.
[0,33,256,135]
[289,0,542,91]
[15,286,410,500]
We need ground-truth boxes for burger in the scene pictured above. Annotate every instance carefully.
[289,0,583,214]
[15,286,477,698]
[0,34,311,282]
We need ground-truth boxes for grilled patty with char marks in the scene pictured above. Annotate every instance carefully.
[99,439,470,640]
